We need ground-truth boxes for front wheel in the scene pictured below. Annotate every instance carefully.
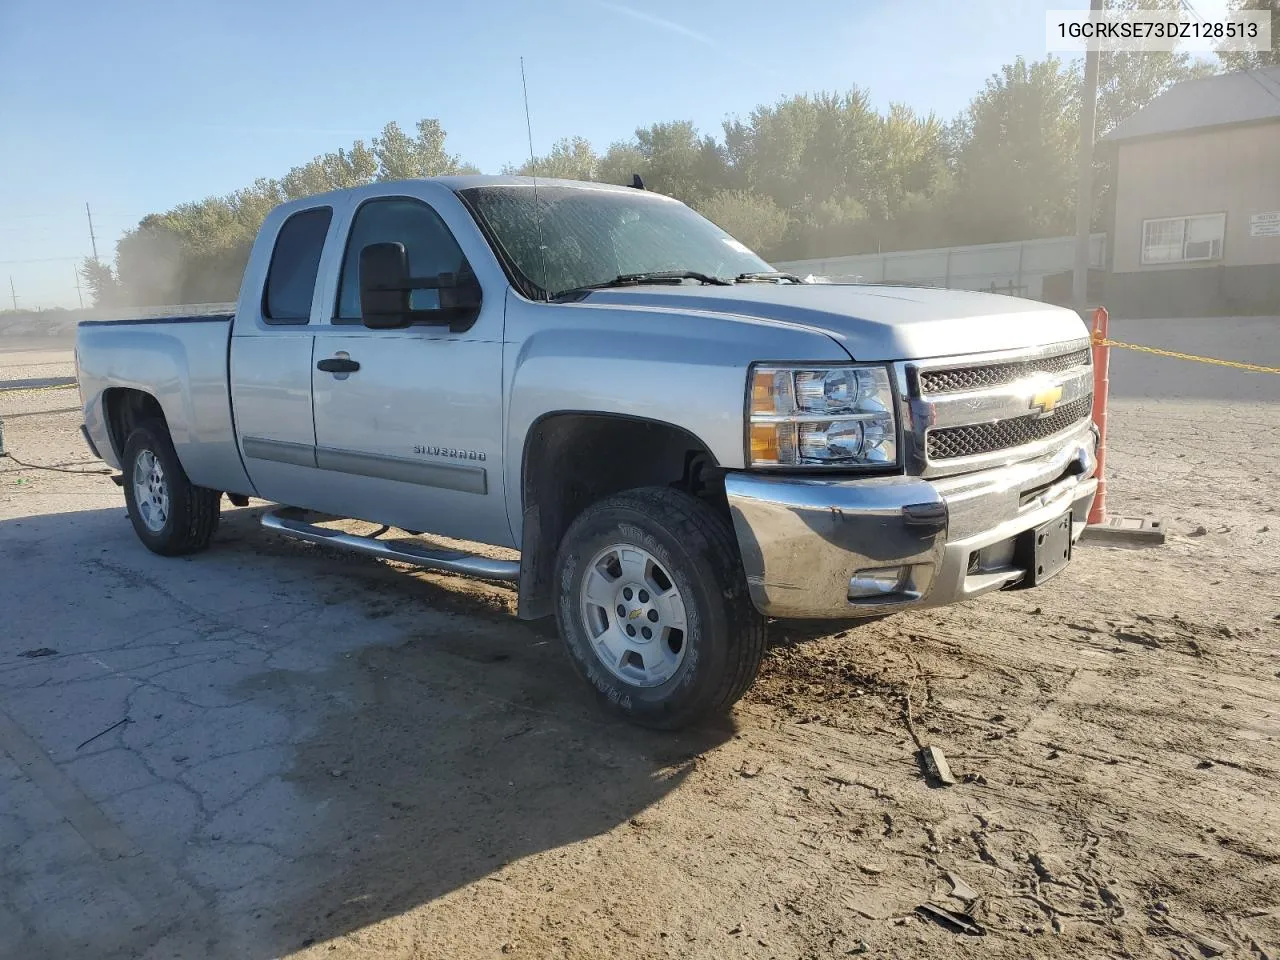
[122,421,220,556]
[554,487,767,730]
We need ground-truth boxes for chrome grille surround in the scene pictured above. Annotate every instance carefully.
[917,348,1091,394]
[899,338,1095,477]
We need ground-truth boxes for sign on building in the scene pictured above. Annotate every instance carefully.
[1250,212,1280,238]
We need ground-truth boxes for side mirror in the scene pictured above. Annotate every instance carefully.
[359,242,412,329]
[358,242,483,331]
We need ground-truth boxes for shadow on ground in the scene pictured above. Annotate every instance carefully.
[0,505,733,959]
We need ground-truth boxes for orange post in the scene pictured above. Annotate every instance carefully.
[1088,306,1109,525]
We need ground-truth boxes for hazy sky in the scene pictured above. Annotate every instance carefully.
[0,0,1227,308]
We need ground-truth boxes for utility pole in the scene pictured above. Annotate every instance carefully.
[9,276,17,311]
[1072,0,1103,316]
[74,264,85,309]
[86,202,100,262]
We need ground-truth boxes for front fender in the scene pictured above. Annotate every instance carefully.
[501,293,850,547]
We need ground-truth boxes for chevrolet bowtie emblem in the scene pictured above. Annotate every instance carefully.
[628,609,643,620]
[1030,384,1064,416]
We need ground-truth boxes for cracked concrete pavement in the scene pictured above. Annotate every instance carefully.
[0,387,722,958]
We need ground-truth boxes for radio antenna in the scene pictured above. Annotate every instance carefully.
[520,57,549,300]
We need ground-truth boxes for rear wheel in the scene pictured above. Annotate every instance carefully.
[122,421,220,556]
[554,487,767,729]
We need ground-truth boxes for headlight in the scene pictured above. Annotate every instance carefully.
[748,364,897,467]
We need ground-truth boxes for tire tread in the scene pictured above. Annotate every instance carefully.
[124,420,220,556]
[559,486,767,728]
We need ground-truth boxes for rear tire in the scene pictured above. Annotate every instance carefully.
[554,487,767,730]
[122,421,220,556]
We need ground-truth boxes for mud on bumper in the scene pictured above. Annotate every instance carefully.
[725,428,1098,619]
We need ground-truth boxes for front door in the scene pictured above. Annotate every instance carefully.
[308,195,509,547]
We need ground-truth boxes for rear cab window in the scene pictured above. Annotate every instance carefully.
[263,206,333,324]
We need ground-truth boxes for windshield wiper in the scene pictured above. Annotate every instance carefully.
[613,270,733,286]
[551,270,733,300]
[735,271,806,283]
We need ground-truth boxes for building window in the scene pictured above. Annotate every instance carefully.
[1141,213,1225,265]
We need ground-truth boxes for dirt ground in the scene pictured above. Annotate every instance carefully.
[1,318,1278,960]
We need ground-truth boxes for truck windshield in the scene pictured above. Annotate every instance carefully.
[457,183,775,300]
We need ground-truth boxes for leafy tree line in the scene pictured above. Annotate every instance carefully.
[88,24,1228,306]
[85,120,477,306]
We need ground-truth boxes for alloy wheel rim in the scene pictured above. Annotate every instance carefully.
[578,542,689,688]
[132,449,170,533]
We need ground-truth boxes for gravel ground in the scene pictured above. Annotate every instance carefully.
[1,322,1277,960]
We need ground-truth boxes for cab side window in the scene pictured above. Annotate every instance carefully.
[335,197,470,322]
[263,206,332,324]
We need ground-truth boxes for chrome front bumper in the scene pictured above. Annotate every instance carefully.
[725,426,1098,619]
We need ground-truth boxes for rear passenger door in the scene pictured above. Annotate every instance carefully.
[230,203,335,503]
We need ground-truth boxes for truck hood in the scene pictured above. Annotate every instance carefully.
[578,284,1089,361]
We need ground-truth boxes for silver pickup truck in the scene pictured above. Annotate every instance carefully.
[77,175,1098,729]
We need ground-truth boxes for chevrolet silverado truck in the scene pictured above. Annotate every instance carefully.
[76,176,1098,729]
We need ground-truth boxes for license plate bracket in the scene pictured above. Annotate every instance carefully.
[1014,512,1073,587]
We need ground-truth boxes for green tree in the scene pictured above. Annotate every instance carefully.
[951,57,1079,243]
[79,259,124,307]
[598,122,727,203]
[110,117,478,304]
[373,119,466,180]
[281,143,377,199]
[695,189,789,255]
[597,140,648,187]
[720,89,948,257]
[1218,0,1279,69]
[865,103,947,222]
[505,136,599,179]
[724,90,882,213]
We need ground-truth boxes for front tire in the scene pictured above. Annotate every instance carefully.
[554,487,767,730]
[122,421,220,556]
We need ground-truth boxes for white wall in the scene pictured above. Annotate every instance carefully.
[775,234,1107,300]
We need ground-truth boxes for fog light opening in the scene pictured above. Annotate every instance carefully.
[848,567,907,599]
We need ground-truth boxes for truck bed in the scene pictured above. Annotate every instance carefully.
[76,312,252,496]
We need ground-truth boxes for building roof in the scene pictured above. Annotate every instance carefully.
[1102,66,1280,142]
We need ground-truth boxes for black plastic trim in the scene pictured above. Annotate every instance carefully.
[79,424,101,459]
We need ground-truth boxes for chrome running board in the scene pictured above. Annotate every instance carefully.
[261,507,519,582]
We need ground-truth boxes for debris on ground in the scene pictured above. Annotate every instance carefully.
[946,872,977,902]
[918,745,956,787]
[915,903,985,936]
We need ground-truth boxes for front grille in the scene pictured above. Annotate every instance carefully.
[918,348,1090,395]
[927,395,1093,460]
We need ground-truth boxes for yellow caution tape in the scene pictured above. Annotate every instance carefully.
[1093,334,1280,374]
